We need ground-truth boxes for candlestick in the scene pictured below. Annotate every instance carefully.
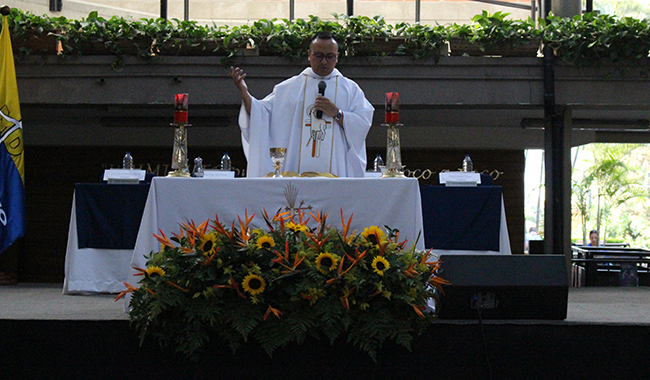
[168,93,191,177]
[174,93,189,124]
[385,92,399,124]
[382,122,405,178]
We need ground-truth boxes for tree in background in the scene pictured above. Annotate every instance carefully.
[581,144,649,245]
[606,146,650,247]
[572,171,594,246]
[594,0,650,18]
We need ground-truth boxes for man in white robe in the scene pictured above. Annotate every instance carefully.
[230,31,374,177]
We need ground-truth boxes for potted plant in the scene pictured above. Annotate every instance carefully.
[247,18,308,58]
[448,11,541,57]
[221,22,261,58]
[336,14,405,57]
[60,12,154,62]
[253,16,344,59]
[3,8,60,56]
[145,18,226,57]
[541,12,650,69]
[394,22,448,61]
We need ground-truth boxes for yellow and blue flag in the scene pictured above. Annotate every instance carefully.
[0,13,25,254]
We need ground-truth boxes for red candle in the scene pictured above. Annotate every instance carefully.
[385,92,399,123]
[174,93,189,124]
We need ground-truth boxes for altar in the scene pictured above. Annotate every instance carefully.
[127,176,425,288]
[64,176,512,295]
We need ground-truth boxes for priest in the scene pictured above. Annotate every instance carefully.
[230,31,375,177]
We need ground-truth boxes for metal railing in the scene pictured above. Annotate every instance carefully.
[157,0,548,23]
[571,246,650,286]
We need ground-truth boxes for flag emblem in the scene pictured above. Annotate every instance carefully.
[0,9,26,254]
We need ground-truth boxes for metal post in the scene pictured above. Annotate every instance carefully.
[49,0,62,12]
[160,0,168,20]
[542,0,556,256]
[531,0,535,21]
[347,0,353,16]
[415,0,420,23]
[184,0,189,21]
[290,0,294,21]
[542,12,573,272]
[540,0,553,18]
[544,0,579,271]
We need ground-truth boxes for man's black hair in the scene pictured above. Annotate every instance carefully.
[314,31,334,40]
[311,31,338,48]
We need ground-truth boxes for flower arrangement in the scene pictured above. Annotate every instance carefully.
[118,209,447,361]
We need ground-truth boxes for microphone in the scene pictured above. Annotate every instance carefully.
[316,81,326,119]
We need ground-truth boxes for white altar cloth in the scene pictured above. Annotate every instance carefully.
[63,194,133,294]
[127,177,425,296]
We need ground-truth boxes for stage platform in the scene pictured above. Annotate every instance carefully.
[3,283,650,324]
[2,284,650,379]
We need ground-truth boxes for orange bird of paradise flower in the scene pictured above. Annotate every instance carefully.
[202,247,220,266]
[114,282,139,301]
[339,209,354,241]
[411,303,426,318]
[290,208,311,227]
[261,209,291,232]
[210,214,234,241]
[272,240,305,272]
[326,250,366,285]
[153,228,175,249]
[339,286,356,310]
[236,210,255,245]
[213,277,248,299]
[403,261,419,278]
[263,305,283,320]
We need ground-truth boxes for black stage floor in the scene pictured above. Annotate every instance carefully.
[2,284,650,379]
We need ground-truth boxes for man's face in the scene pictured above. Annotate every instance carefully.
[590,233,598,245]
[308,38,339,77]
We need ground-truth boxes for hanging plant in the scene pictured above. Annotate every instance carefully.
[1,8,60,56]
[335,14,404,57]
[541,12,650,70]
[394,22,448,61]
[447,11,541,57]
[5,7,650,73]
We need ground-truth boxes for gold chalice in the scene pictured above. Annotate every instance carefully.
[270,147,287,178]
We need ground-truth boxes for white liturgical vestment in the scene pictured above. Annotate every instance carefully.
[238,68,374,177]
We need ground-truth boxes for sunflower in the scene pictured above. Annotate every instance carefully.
[256,235,276,250]
[145,266,166,277]
[361,226,386,246]
[286,221,309,233]
[242,274,266,295]
[199,233,217,256]
[371,256,390,276]
[315,252,338,274]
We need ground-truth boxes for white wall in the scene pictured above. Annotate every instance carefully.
[11,0,533,25]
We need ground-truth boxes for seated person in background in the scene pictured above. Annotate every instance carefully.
[587,229,600,246]
[230,31,375,177]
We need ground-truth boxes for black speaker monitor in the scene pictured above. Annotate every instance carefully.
[529,240,544,254]
[437,254,568,320]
